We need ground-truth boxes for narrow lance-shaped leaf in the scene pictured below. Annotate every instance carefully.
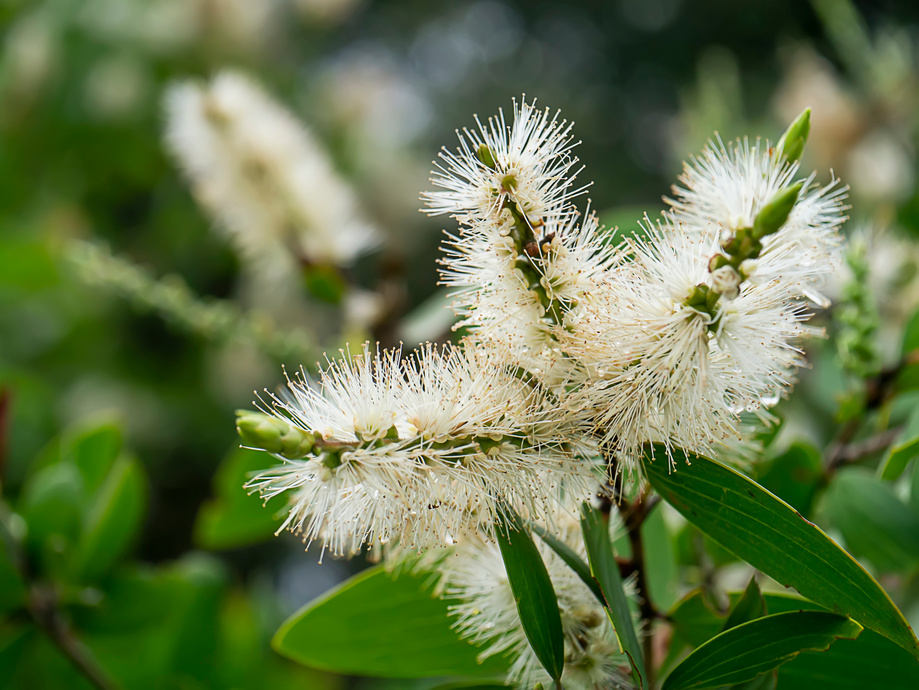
[530,521,604,604]
[496,509,565,686]
[662,611,862,690]
[580,503,647,689]
[721,577,766,633]
[641,445,919,655]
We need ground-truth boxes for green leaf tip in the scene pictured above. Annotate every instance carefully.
[496,509,565,685]
[752,182,804,239]
[236,410,314,459]
[778,107,811,163]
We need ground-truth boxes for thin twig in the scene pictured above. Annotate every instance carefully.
[826,425,904,471]
[28,585,120,690]
[825,349,919,470]
[0,509,118,690]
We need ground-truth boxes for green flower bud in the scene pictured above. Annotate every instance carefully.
[476,144,497,169]
[752,182,803,239]
[777,108,811,163]
[236,410,314,459]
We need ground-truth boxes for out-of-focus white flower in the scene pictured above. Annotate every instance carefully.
[441,507,633,689]
[666,137,847,306]
[423,97,585,229]
[247,342,597,556]
[164,71,378,276]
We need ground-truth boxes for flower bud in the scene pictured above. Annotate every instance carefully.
[236,410,314,459]
[711,265,742,300]
[476,144,497,170]
[752,182,803,239]
[777,108,811,163]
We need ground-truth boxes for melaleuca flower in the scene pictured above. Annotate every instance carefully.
[245,341,597,556]
[422,97,585,229]
[440,206,617,369]
[666,136,847,305]
[568,219,817,473]
[440,506,634,690]
[164,71,377,272]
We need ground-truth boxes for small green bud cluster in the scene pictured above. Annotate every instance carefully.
[683,110,811,324]
[236,410,315,459]
[836,243,881,379]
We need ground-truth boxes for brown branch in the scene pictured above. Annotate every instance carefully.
[826,425,904,472]
[28,585,120,690]
[825,349,919,471]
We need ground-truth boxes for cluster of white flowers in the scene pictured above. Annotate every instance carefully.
[424,100,846,472]
[240,97,845,687]
[440,506,633,690]
[246,343,596,557]
[164,71,377,274]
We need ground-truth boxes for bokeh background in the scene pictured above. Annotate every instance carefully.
[3,0,919,687]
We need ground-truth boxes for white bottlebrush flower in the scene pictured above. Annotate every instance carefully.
[440,506,634,690]
[422,97,585,230]
[440,206,617,372]
[568,219,817,473]
[164,71,377,274]
[247,341,597,556]
[666,136,847,305]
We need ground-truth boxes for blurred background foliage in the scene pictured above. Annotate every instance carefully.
[3,0,919,687]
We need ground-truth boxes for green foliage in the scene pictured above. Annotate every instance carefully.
[642,445,919,655]
[821,467,919,572]
[194,447,285,550]
[755,442,823,516]
[580,502,647,688]
[662,612,862,690]
[720,578,766,633]
[879,405,919,480]
[495,509,565,685]
[272,564,507,678]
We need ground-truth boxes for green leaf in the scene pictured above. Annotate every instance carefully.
[662,611,862,690]
[0,238,59,290]
[60,418,124,497]
[669,589,728,649]
[194,447,284,550]
[303,264,346,304]
[70,454,147,581]
[880,405,919,480]
[777,629,919,689]
[756,442,823,515]
[897,311,919,392]
[911,456,919,512]
[530,522,604,604]
[580,503,647,688]
[273,565,508,678]
[20,462,85,567]
[642,445,919,655]
[642,505,679,610]
[721,578,765,633]
[496,509,565,685]
[821,467,919,572]
[80,554,228,686]
[0,523,26,613]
